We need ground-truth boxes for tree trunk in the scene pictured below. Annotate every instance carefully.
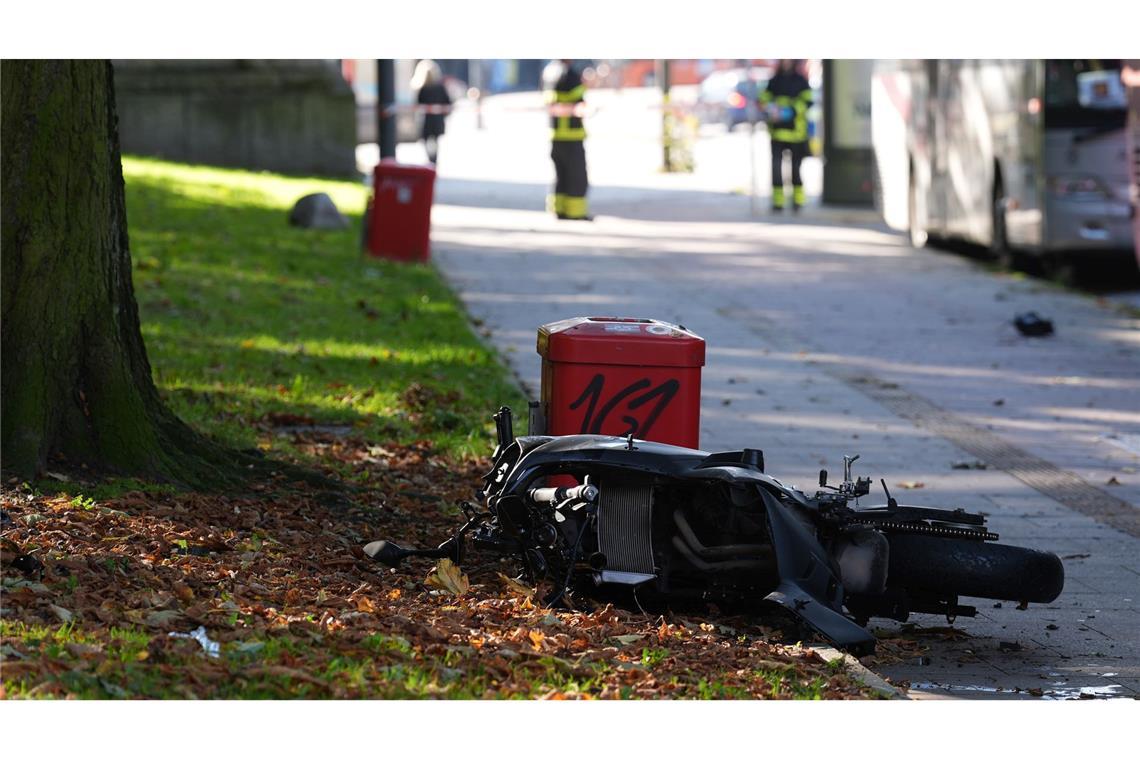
[1,60,247,486]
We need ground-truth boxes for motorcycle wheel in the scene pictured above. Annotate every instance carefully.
[885,534,1063,604]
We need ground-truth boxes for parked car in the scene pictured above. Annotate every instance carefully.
[697,67,771,130]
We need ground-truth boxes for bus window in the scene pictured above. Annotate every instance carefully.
[1044,59,1126,130]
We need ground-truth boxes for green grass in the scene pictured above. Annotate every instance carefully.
[0,618,622,700]
[122,156,525,462]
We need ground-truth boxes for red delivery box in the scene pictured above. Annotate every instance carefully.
[537,317,706,449]
[364,160,436,262]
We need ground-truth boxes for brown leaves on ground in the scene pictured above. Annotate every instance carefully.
[425,559,469,597]
[0,431,880,700]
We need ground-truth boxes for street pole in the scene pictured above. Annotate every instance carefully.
[469,59,484,130]
[660,59,672,172]
[749,119,757,216]
[377,59,396,159]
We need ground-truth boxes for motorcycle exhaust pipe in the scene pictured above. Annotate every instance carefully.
[670,537,772,573]
[673,510,773,561]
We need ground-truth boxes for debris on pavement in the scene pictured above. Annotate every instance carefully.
[1013,312,1054,337]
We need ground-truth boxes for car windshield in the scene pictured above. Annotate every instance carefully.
[701,71,742,99]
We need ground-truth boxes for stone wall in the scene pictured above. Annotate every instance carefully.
[112,60,356,177]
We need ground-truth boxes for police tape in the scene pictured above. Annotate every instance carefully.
[378,100,713,118]
[378,102,589,117]
[378,104,455,116]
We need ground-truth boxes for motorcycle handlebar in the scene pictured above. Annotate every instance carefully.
[528,483,599,506]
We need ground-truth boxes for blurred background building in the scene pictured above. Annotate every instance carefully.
[113,60,356,176]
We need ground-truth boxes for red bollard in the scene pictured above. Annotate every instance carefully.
[364,160,436,262]
[536,317,705,448]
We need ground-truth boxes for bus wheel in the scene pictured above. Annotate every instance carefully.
[991,178,1022,271]
[908,169,928,248]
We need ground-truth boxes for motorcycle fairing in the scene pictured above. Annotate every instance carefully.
[757,488,877,655]
[498,434,877,653]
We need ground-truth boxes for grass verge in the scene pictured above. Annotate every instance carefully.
[123,155,525,466]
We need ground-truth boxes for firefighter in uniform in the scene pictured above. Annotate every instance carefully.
[543,60,590,220]
[759,60,813,212]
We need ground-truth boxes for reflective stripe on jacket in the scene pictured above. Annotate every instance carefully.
[760,72,812,144]
[547,69,586,141]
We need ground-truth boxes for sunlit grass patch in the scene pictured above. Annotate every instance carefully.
[122,156,525,461]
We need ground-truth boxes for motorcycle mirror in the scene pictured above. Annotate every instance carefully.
[819,469,828,487]
[363,539,409,568]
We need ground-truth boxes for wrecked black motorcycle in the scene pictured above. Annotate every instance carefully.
[364,408,1064,655]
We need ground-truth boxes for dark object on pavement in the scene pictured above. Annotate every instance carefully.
[997,641,1023,652]
[1013,312,1054,337]
[288,193,348,230]
[363,407,1065,656]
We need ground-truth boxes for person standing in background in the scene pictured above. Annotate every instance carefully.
[411,60,451,165]
[542,59,591,220]
[760,59,812,213]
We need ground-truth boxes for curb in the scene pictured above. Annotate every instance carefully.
[813,646,908,700]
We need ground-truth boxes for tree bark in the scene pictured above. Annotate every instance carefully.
[1,60,248,486]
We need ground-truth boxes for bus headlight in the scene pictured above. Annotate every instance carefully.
[1048,175,1113,200]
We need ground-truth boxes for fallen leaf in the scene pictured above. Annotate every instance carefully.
[49,604,74,623]
[425,558,469,596]
[0,644,26,659]
[497,572,535,599]
[233,641,265,655]
[143,610,185,628]
[611,634,645,645]
[528,629,546,651]
[897,481,926,490]
[356,596,377,613]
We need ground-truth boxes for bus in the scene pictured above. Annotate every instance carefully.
[872,60,1135,271]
